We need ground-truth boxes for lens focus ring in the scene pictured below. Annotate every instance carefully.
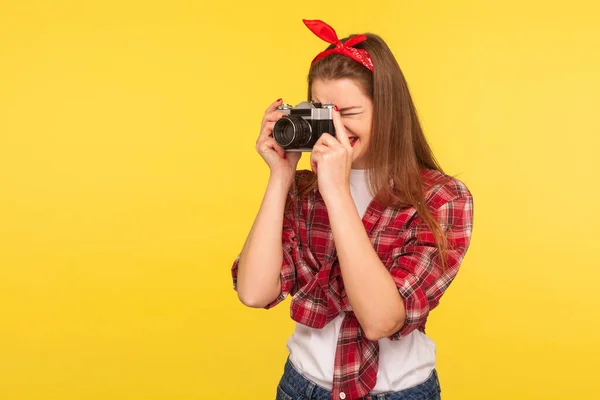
[273,116,312,149]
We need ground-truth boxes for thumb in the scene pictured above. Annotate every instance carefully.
[286,150,302,165]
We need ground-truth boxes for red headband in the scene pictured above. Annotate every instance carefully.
[303,19,374,72]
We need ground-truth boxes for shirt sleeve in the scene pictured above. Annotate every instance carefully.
[387,188,474,340]
[230,178,301,310]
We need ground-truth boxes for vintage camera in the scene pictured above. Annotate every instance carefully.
[273,101,336,152]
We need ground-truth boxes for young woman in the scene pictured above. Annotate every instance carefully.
[231,19,474,400]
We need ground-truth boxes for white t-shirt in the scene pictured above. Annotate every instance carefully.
[286,168,436,393]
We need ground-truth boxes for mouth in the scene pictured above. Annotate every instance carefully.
[349,137,358,147]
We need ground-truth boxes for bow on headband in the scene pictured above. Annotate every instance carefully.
[303,19,374,72]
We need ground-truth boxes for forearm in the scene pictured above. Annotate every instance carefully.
[325,191,406,340]
[236,171,294,308]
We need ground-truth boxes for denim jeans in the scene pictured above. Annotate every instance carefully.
[276,358,441,400]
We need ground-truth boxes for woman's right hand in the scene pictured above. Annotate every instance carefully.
[256,99,302,178]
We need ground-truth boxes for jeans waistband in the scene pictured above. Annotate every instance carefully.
[280,358,441,400]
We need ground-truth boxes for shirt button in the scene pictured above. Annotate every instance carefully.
[339,392,346,399]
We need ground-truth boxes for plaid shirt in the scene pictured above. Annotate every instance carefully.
[232,169,473,400]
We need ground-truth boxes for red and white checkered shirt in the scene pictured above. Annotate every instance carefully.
[232,169,474,400]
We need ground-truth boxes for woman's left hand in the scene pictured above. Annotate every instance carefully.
[310,106,353,202]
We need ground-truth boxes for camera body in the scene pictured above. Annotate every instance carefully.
[273,101,336,152]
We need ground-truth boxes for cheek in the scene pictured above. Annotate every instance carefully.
[345,121,371,141]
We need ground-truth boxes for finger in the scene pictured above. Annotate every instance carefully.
[264,98,283,114]
[263,110,286,124]
[310,152,320,174]
[265,137,286,159]
[258,137,285,159]
[317,133,338,148]
[332,106,351,148]
[258,115,283,141]
[257,124,274,144]
[259,113,286,142]
[311,143,327,156]
[260,121,276,137]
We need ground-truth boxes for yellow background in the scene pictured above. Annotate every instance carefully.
[1,1,599,399]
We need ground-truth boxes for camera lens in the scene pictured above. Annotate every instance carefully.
[273,116,312,149]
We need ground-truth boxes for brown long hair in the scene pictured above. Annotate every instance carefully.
[299,33,450,268]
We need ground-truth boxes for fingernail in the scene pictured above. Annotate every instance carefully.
[276,98,282,102]
[334,105,339,112]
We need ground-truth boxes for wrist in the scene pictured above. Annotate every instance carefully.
[322,186,352,207]
[268,169,295,191]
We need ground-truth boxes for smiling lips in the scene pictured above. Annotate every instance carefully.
[349,137,358,147]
